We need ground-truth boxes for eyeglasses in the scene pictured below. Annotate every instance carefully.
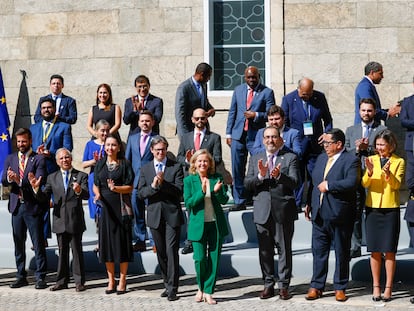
[153,148,167,152]
[136,85,149,90]
[322,141,337,146]
[193,117,207,121]
[264,135,279,140]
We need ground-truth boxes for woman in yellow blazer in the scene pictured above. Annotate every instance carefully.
[362,129,405,302]
[183,149,229,305]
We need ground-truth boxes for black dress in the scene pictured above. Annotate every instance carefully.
[94,158,134,263]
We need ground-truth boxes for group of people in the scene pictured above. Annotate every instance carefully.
[2,61,414,305]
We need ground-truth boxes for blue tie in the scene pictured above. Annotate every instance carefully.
[63,171,69,191]
[157,163,163,173]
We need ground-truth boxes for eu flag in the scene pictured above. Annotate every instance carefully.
[0,68,12,176]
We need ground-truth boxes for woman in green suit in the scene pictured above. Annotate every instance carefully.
[184,149,229,304]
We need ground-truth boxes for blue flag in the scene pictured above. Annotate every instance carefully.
[0,68,12,177]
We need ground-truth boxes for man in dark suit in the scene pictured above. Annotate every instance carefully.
[1,128,48,290]
[123,75,164,136]
[244,126,299,300]
[138,136,184,301]
[30,148,89,292]
[281,77,332,209]
[304,128,360,302]
[125,111,157,252]
[34,74,77,125]
[175,62,215,137]
[345,98,387,258]
[226,66,275,211]
[354,61,400,124]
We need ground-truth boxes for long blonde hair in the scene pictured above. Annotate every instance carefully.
[189,149,215,175]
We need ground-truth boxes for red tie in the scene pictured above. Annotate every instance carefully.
[140,98,145,110]
[195,132,201,151]
[244,89,254,131]
[19,153,26,182]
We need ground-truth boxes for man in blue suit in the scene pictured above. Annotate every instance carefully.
[125,111,157,252]
[281,78,332,209]
[123,75,164,136]
[354,61,400,124]
[304,128,360,302]
[226,66,275,211]
[34,74,77,125]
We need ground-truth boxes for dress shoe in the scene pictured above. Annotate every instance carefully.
[9,279,28,288]
[116,289,127,295]
[105,288,116,294]
[167,292,179,301]
[350,249,361,258]
[132,242,147,252]
[382,286,392,302]
[335,290,347,302]
[305,287,323,300]
[181,244,193,255]
[50,283,68,291]
[35,279,48,289]
[229,204,246,211]
[259,286,275,299]
[76,284,86,292]
[160,289,169,298]
[279,288,292,300]
[410,296,414,304]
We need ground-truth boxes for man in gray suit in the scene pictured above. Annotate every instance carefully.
[345,98,387,258]
[30,148,89,292]
[244,126,300,300]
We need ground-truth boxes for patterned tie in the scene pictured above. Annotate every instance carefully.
[140,98,145,110]
[19,153,25,182]
[363,125,370,139]
[157,163,163,173]
[244,89,254,131]
[140,134,148,157]
[194,132,201,151]
[268,154,275,176]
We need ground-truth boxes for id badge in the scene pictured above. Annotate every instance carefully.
[303,120,314,136]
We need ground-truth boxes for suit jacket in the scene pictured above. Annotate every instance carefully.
[244,149,300,224]
[1,152,46,215]
[176,130,222,172]
[345,122,387,159]
[36,169,89,234]
[361,154,405,208]
[183,173,229,241]
[310,150,360,224]
[281,89,332,155]
[123,94,163,135]
[400,94,414,151]
[251,126,302,157]
[175,77,214,136]
[34,93,77,124]
[30,120,73,173]
[125,131,156,188]
[354,77,386,124]
[138,158,184,229]
[226,83,275,142]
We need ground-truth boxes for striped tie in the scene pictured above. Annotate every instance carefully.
[19,153,25,182]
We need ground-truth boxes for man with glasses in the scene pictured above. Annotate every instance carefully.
[138,136,184,301]
[304,128,360,302]
[123,75,164,136]
[245,126,299,300]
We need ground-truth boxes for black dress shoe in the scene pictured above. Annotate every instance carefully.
[116,289,127,295]
[410,296,414,304]
[160,289,169,298]
[259,286,275,299]
[279,288,292,300]
[168,292,179,301]
[181,244,193,254]
[35,279,48,289]
[105,288,116,294]
[229,204,246,211]
[76,284,86,292]
[9,279,28,288]
[50,283,68,291]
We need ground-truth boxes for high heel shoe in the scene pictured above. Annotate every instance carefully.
[105,285,116,294]
[383,286,392,302]
[195,290,204,302]
[204,294,217,305]
[372,285,381,302]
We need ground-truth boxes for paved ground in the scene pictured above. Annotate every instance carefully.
[1,269,414,311]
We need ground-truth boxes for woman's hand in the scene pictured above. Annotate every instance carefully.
[382,159,391,179]
[201,176,208,194]
[107,179,116,192]
[213,179,223,193]
[365,157,374,177]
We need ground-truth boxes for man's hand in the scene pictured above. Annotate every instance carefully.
[206,108,215,118]
[355,138,369,151]
[388,103,401,118]
[244,111,256,120]
[317,181,328,193]
[258,159,268,178]
[185,149,194,163]
[7,167,20,184]
[304,204,311,221]
[226,138,232,147]
[28,172,42,189]
[270,163,281,179]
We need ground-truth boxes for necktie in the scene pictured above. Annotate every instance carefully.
[363,125,370,138]
[140,134,148,157]
[43,121,51,142]
[244,89,254,131]
[323,157,334,179]
[157,163,163,173]
[268,154,275,176]
[140,98,145,110]
[303,101,309,118]
[63,171,69,191]
[194,132,201,151]
[196,84,205,108]
[19,153,25,182]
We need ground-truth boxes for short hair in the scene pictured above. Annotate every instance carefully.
[364,62,382,75]
[95,119,110,130]
[50,74,64,85]
[359,98,376,108]
[150,135,169,149]
[134,75,150,87]
[139,110,154,120]
[374,129,398,154]
[188,149,215,175]
[267,105,285,118]
[40,97,56,109]
[326,128,345,145]
[195,63,212,75]
[55,147,72,161]
[15,128,32,139]
[96,83,113,106]
[262,126,281,138]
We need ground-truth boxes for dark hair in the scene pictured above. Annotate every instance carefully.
[262,126,281,138]
[50,74,64,85]
[40,97,56,109]
[359,98,377,108]
[150,135,169,149]
[195,63,212,75]
[105,134,125,159]
[267,105,285,118]
[364,62,382,75]
[96,83,113,106]
[15,128,32,139]
[374,129,398,154]
[139,110,154,120]
[326,128,345,145]
[134,75,150,87]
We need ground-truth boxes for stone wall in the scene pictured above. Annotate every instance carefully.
[0,0,413,169]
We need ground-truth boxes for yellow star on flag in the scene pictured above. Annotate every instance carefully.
[0,132,8,142]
